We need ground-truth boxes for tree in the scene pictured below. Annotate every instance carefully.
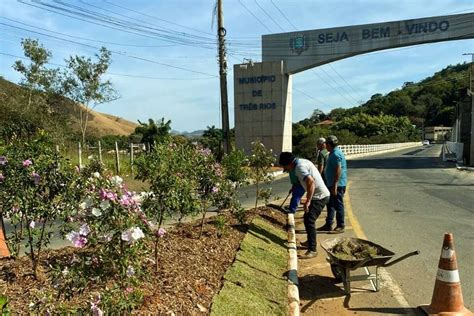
[201,125,223,160]
[13,38,59,111]
[310,108,327,123]
[63,47,118,144]
[132,118,172,146]
[247,141,275,211]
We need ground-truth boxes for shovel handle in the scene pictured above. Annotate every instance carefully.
[279,192,291,208]
[382,250,420,267]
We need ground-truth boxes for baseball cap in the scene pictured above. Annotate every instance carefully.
[326,135,338,145]
[316,137,326,146]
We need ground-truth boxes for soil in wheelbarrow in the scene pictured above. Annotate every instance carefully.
[331,239,379,261]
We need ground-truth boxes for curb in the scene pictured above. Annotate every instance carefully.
[287,213,300,316]
[456,164,474,172]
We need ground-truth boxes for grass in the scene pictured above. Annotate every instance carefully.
[210,217,288,316]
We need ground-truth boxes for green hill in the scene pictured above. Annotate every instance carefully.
[292,62,471,156]
[328,63,470,127]
[0,76,137,143]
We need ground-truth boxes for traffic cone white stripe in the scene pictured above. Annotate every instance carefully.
[436,268,460,283]
[441,248,455,259]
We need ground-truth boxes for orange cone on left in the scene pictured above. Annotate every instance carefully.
[0,227,9,257]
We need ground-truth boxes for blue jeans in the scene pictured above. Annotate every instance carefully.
[288,183,305,213]
[305,196,329,251]
[326,186,346,228]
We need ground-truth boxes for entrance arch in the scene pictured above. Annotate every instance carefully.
[234,13,474,154]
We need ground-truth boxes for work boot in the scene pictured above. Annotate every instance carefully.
[317,223,333,232]
[298,250,317,259]
[331,226,345,234]
[299,240,308,248]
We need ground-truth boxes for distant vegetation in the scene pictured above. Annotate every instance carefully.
[292,63,470,158]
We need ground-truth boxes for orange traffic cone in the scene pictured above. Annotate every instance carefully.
[420,233,473,315]
[0,226,10,258]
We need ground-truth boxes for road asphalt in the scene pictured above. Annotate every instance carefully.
[278,144,473,315]
[348,144,473,311]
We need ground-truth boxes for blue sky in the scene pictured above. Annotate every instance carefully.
[1,0,473,132]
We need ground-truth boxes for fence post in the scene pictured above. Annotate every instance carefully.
[130,143,134,176]
[115,142,120,174]
[56,145,60,170]
[98,141,103,164]
[78,142,82,170]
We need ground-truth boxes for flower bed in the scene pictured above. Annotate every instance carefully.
[0,207,286,314]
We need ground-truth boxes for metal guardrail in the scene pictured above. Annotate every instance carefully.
[444,141,464,162]
[339,142,421,157]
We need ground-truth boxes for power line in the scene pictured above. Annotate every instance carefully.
[250,0,359,106]
[266,1,364,103]
[0,51,217,80]
[254,0,285,32]
[238,0,272,33]
[0,22,218,78]
[270,0,298,30]
[18,0,218,49]
[76,0,215,42]
[0,17,177,48]
[293,88,326,105]
[99,0,216,37]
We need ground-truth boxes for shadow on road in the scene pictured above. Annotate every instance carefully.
[298,274,347,312]
[348,157,453,170]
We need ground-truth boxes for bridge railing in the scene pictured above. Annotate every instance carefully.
[339,142,421,157]
[443,141,463,162]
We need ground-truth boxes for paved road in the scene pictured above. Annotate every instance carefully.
[347,144,474,310]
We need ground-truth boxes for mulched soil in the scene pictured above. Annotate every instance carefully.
[0,206,287,315]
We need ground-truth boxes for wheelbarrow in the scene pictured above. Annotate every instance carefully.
[321,237,419,295]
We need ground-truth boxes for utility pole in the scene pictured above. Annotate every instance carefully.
[218,0,231,154]
[462,53,474,166]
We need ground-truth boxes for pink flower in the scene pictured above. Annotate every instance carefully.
[119,194,132,207]
[74,236,87,248]
[156,227,166,238]
[91,302,103,316]
[66,231,88,248]
[125,287,133,294]
[0,156,7,166]
[79,223,90,236]
[198,148,212,156]
[211,186,219,194]
[121,227,144,243]
[99,189,117,201]
[22,159,33,167]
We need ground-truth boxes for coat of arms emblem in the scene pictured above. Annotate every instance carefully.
[290,33,308,55]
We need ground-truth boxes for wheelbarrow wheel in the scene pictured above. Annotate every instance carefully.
[330,264,345,283]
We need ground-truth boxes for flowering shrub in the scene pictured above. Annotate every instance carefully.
[135,140,200,270]
[247,141,276,210]
[0,132,75,277]
[191,145,240,237]
[53,173,150,310]
[221,149,249,185]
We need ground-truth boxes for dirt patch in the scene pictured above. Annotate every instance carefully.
[0,207,286,314]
